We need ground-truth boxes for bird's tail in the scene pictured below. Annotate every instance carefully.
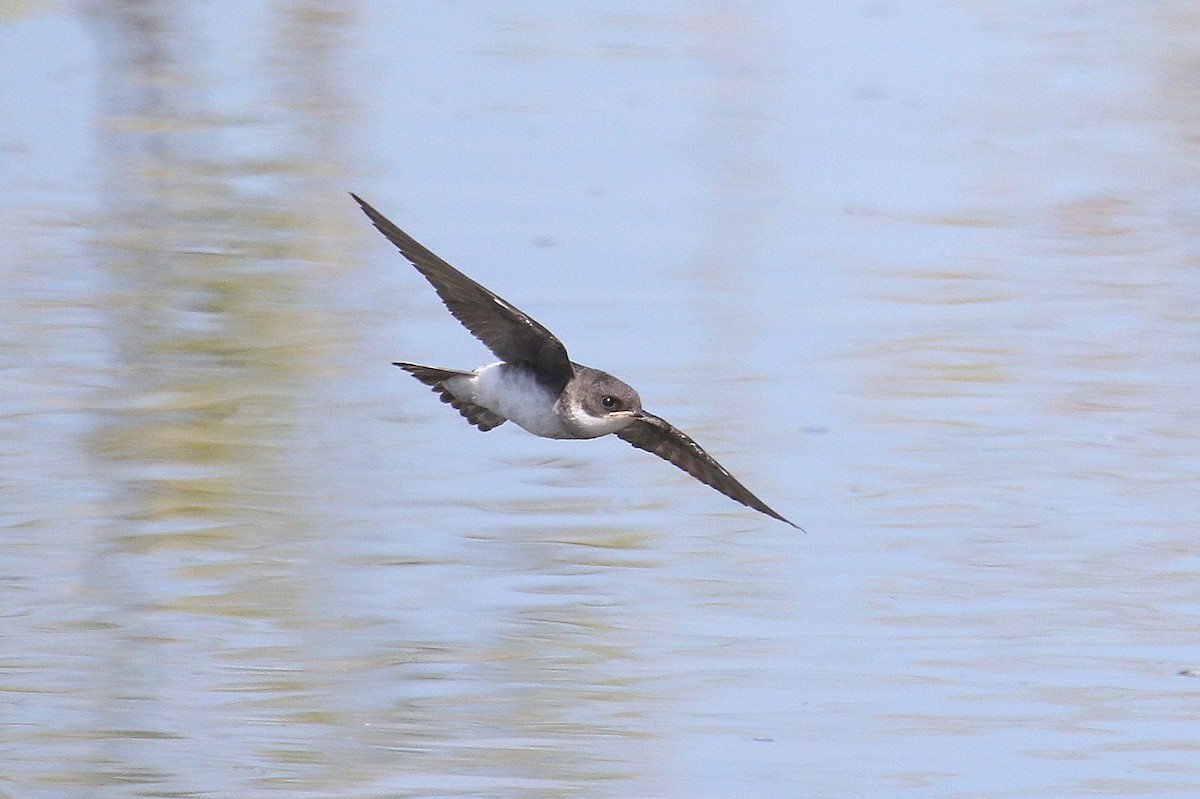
[394,362,472,388]
[393,362,508,432]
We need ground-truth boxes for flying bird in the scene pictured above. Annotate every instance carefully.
[353,193,797,528]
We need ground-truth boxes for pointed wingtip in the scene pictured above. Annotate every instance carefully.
[770,512,805,532]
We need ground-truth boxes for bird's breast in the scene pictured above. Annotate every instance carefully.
[467,362,577,439]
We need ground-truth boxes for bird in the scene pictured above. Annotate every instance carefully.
[352,193,798,528]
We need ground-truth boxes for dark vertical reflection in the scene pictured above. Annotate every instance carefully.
[692,4,785,370]
[86,2,314,544]
[74,1,353,793]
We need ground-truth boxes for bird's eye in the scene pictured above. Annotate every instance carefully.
[601,395,618,409]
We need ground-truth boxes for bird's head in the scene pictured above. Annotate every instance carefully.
[561,366,644,438]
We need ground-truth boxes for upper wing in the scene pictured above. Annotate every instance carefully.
[617,412,799,528]
[353,194,573,390]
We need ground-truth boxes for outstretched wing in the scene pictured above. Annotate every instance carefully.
[353,194,573,391]
[617,412,799,528]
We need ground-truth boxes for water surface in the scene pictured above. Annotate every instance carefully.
[3,2,1200,797]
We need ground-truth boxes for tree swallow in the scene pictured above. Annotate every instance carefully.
[353,194,797,528]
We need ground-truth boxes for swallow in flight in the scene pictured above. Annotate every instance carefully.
[353,194,797,527]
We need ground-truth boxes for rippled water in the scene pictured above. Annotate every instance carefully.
[3,2,1200,797]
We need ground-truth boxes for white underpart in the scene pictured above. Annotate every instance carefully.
[445,361,575,439]
[561,400,636,438]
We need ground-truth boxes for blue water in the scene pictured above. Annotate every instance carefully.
[3,2,1200,797]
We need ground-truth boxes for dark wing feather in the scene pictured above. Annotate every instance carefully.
[617,412,799,528]
[353,194,573,390]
